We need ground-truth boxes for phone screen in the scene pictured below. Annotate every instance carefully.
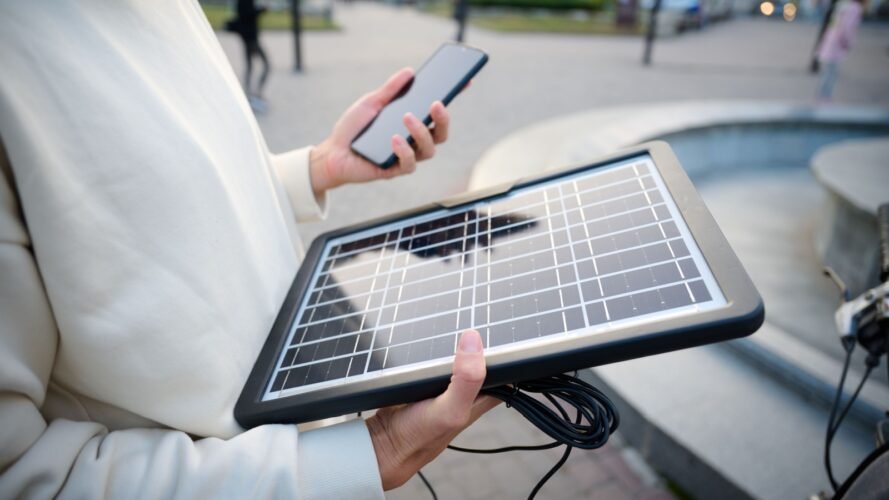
[351,43,488,168]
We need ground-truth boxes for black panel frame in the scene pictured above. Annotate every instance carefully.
[235,141,764,427]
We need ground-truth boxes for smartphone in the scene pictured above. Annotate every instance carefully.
[351,43,488,168]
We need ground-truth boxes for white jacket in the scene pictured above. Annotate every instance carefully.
[0,1,383,498]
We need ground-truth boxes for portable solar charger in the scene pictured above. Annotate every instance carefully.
[236,141,763,428]
[235,140,764,498]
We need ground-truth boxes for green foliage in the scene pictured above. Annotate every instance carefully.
[467,0,605,11]
[470,13,641,34]
[420,0,635,34]
[200,4,338,31]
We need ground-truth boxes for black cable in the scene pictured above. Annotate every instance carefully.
[447,442,562,453]
[528,395,581,499]
[825,344,877,492]
[529,442,573,499]
[830,364,874,440]
[832,441,889,499]
[480,374,619,450]
[417,470,437,500]
[885,336,889,386]
[825,342,854,491]
[419,373,619,500]
[826,365,873,491]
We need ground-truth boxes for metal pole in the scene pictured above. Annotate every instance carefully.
[291,0,303,72]
[809,0,838,73]
[454,0,468,43]
[642,0,662,66]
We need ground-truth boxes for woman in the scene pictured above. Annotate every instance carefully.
[0,1,496,498]
[816,0,864,101]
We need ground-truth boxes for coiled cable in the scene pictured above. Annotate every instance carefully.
[419,372,620,499]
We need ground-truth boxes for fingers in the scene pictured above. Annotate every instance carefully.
[390,135,416,175]
[392,103,448,170]
[432,330,486,430]
[429,102,449,144]
[332,68,414,144]
[368,67,414,110]
[403,113,435,161]
[366,330,489,491]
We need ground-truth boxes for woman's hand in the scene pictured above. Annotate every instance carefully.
[365,330,500,490]
[309,68,451,197]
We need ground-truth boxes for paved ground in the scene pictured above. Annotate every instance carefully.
[213,5,889,498]
[384,403,675,500]
[216,3,889,246]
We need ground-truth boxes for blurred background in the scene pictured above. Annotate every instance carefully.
[206,1,888,498]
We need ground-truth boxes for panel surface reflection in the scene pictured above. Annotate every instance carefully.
[266,156,723,397]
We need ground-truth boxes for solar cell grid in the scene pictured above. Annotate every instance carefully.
[264,156,725,399]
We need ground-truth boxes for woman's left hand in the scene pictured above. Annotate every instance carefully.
[308,68,451,197]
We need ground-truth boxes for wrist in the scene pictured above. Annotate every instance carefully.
[309,141,337,195]
[366,415,408,490]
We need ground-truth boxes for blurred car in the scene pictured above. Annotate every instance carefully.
[639,0,752,32]
[640,0,702,33]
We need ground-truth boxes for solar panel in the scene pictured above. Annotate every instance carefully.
[236,142,763,426]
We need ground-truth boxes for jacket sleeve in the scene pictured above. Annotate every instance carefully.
[0,152,383,500]
[270,147,329,223]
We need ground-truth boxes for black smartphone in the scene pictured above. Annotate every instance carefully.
[351,43,488,168]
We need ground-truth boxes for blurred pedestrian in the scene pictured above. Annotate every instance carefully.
[227,0,270,112]
[816,0,864,102]
[454,0,468,42]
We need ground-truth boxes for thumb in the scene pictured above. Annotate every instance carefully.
[431,330,487,427]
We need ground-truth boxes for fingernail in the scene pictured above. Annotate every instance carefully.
[459,331,483,353]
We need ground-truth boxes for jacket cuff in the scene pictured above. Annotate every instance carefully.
[270,147,328,222]
[296,419,384,500]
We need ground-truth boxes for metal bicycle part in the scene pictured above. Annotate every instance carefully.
[831,280,889,344]
[822,202,889,495]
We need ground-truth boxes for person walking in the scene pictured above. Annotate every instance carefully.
[816,0,864,102]
[228,0,271,112]
[453,0,468,42]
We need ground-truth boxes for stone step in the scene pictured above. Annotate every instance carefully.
[583,326,877,500]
